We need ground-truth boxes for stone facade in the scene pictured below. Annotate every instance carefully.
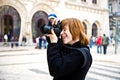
[0,0,109,45]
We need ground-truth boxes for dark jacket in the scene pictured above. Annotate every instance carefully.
[47,39,92,80]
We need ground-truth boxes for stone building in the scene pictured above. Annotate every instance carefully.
[0,0,109,45]
[109,0,120,39]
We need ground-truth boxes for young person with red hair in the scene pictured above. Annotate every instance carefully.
[46,18,92,80]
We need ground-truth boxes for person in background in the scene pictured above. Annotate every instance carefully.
[96,36,102,54]
[11,36,14,48]
[39,36,43,49]
[89,36,93,48]
[102,34,109,55]
[35,36,39,49]
[111,38,115,46]
[8,32,11,42]
[15,37,19,47]
[92,36,96,45]
[21,36,27,46]
[42,36,48,49]
[4,33,8,46]
[46,18,92,80]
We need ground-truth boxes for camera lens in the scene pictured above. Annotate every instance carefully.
[43,25,52,34]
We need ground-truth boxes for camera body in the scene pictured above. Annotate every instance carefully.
[40,20,61,37]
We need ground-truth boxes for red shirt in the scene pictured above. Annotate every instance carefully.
[96,36,102,45]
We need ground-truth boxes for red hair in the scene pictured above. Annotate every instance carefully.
[61,18,89,46]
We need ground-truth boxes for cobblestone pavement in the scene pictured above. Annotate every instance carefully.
[0,45,120,80]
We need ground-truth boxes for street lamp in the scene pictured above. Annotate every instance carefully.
[112,12,119,54]
[114,19,118,54]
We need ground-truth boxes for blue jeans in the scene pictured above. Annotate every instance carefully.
[97,45,102,54]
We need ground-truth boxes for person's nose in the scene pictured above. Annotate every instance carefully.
[60,30,64,35]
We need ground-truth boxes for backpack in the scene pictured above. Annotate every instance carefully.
[102,37,109,45]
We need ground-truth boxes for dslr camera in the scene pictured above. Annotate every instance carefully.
[40,20,61,37]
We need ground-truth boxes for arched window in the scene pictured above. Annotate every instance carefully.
[32,11,48,42]
[81,0,86,2]
[92,23,97,37]
[0,5,21,42]
[92,0,97,4]
[83,22,87,34]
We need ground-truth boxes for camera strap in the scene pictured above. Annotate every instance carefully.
[63,45,88,68]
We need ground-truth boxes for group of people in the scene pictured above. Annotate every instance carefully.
[35,36,47,49]
[3,33,19,48]
[89,34,110,55]
[3,33,27,48]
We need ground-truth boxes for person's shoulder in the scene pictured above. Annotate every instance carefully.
[75,46,90,52]
[81,46,90,51]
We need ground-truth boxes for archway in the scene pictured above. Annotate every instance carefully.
[83,22,87,34]
[2,15,13,42]
[0,5,21,42]
[92,23,98,37]
[32,11,48,42]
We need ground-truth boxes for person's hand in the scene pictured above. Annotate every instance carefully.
[52,18,60,26]
[45,29,58,43]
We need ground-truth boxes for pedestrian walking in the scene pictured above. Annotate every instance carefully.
[102,34,109,55]
[11,36,14,48]
[35,37,39,49]
[96,36,102,54]
[21,36,27,46]
[8,32,11,42]
[46,18,92,80]
[42,36,48,49]
[92,36,96,45]
[89,36,93,48]
[4,33,8,46]
[38,37,42,49]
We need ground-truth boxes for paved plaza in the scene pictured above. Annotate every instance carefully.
[0,44,120,80]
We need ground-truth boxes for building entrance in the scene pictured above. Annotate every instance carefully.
[32,11,48,42]
[0,5,21,42]
[1,15,13,42]
[92,23,98,37]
